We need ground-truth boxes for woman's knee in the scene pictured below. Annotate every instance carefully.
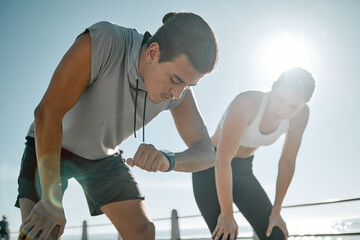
[268,226,285,240]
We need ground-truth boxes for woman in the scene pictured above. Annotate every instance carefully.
[193,68,315,240]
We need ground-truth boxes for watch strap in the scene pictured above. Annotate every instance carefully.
[159,150,176,172]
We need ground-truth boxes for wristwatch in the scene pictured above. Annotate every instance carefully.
[159,150,176,172]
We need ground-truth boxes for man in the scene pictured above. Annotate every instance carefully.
[0,215,9,240]
[16,12,218,240]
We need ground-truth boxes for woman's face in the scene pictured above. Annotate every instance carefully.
[268,86,307,120]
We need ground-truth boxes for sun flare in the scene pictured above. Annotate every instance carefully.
[253,32,317,82]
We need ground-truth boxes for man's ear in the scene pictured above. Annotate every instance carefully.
[146,42,160,63]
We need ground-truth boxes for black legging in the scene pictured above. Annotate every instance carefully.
[192,156,285,240]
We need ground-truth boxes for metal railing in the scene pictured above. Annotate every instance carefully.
[9,197,358,239]
[71,197,360,240]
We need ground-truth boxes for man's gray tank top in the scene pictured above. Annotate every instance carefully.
[27,21,187,159]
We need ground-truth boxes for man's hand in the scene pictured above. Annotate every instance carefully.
[126,144,170,172]
[18,199,66,240]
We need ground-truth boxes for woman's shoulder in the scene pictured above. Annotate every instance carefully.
[232,90,266,107]
[227,90,266,121]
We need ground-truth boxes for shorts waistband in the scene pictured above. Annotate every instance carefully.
[25,136,124,161]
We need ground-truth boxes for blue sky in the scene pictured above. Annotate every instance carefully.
[1,0,359,237]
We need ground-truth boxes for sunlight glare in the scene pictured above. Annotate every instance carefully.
[253,32,316,83]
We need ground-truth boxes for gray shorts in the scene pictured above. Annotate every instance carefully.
[15,137,144,216]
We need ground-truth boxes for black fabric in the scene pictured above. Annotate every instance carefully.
[134,79,139,138]
[133,79,148,142]
[192,156,285,240]
[142,92,148,142]
[15,137,144,216]
[132,31,151,142]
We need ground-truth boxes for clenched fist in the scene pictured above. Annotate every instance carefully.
[126,144,170,172]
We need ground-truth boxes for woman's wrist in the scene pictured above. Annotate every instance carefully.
[220,207,234,217]
[271,205,282,215]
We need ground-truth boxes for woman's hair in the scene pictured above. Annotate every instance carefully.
[147,12,219,74]
[272,67,315,102]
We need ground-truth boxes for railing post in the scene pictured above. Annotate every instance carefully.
[82,220,88,240]
[171,209,180,240]
[253,229,259,240]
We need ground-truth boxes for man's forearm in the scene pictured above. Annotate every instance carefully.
[37,155,63,205]
[35,113,64,205]
[173,139,216,172]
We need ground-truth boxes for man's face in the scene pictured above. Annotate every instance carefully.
[142,44,204,103]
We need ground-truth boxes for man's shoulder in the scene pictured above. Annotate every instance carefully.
[88,21,140,39]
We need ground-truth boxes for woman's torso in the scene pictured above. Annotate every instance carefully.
[211,91,289,158]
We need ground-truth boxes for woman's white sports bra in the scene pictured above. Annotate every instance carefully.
[219,93,289,148]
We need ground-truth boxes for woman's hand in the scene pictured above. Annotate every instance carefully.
[212,214,238,240]
[266,210,288,240]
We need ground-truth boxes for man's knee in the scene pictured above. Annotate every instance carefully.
[143,221,155,239]
[128,221,155,240]
[101,199,155,239]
